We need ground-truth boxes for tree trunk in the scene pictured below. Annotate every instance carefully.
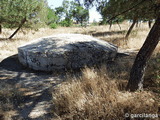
[148,20,152,28]
[136,21,139,27]
[109,21,112,30]
[126,14,160,92]
[125,17,137,39]
[8,17,26,39]
[116,21,121,30]
[80,21,83,27]
[0,24,2,34]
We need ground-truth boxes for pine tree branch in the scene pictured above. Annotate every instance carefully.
[107,0,146,22]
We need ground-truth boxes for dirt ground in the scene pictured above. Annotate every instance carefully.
[0,52,137,119]
[0,23,159,119]
[0,54,66,119]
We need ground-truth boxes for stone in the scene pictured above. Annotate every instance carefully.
[18,34,118,71]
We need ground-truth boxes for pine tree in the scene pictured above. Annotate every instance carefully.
[79,0,160,91]
[0,0,47,39]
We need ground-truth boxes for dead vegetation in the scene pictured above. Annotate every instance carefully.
[52,67,159,120]
[0,22,160,119]
[52,53,160,120]
[0,83,24,120]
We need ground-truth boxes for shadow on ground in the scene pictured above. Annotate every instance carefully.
[0,55,65,120]
[0,54,53,74]
[0,50,135,119]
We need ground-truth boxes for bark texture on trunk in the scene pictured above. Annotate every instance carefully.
[148,20,152,28]
[126,15,160,92]
[125,17,137,39]
[136,21,139,27]
[9,18,26,39]
[109,23,112,30]
[116,21,121,30]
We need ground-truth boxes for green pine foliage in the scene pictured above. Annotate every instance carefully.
[49,23,58,29]
[0,0,47,29]
[54,0,89,27]
[83,0,156,23]
[60,18,73,27]
[72,4,89,26]
[46,7,59,29]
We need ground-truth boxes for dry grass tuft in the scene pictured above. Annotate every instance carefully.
[0,83,24,119]
[53,68,158,120]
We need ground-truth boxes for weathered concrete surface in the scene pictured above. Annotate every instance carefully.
[18,34,118,71]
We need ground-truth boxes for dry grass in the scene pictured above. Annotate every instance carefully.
[0,27,84,60]
[51,44,159,120]
[0,22,160,60]
[52,67,159,120]
[0,22,160,119]
[0,83,24,120]
[50,22,159,119]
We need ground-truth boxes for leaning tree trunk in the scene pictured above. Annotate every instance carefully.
[116,21,121,30]
[126,14,160,92]
[109,21,112,30]
[9,17,26,39]
[136,21,139,27]
[125,17,137,39]
[148,20,152,28]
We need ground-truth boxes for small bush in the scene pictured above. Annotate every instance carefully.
[60,19,73,27]
[49,23,58,29]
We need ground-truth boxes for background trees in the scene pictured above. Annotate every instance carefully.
[0,0,90,37]
[96,0,155,37]
[72,4,89,26]
[55,7,65,23]
[71,1,89,26]
[46,7,59,29]
[79,0,160,91]
[0,0,47,38]
[54,0,89,27]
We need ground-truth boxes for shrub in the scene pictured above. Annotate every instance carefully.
[60,19,73,27]
[49,23,58,29]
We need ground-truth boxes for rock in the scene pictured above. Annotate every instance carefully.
[18,34,118,71]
